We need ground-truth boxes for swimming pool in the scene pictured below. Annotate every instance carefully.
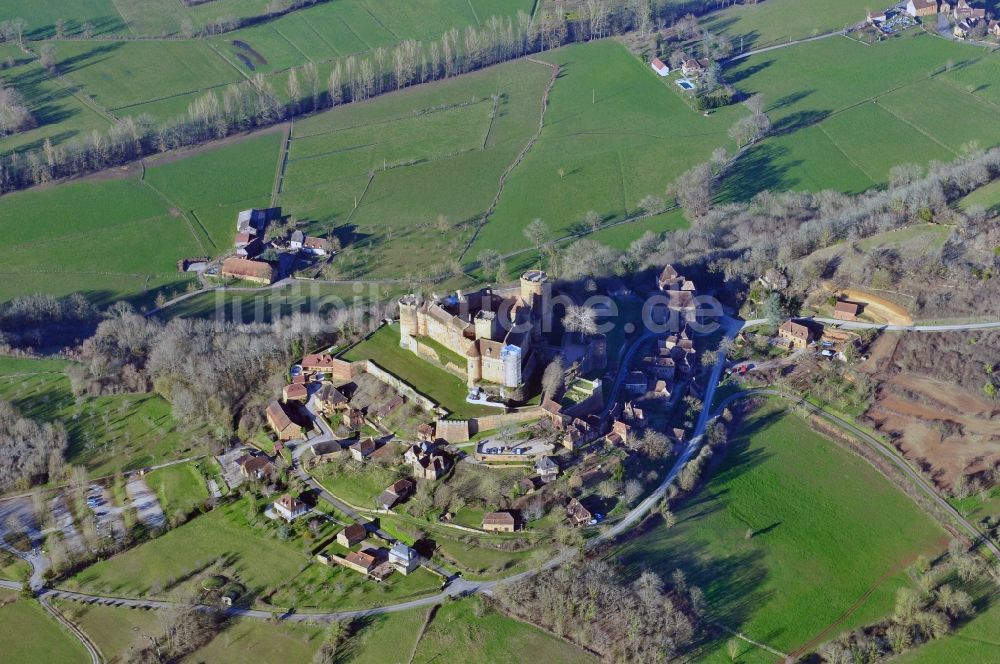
[676,79,696,91]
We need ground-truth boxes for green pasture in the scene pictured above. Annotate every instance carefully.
[411,596,597,663]
[0,590,89,664]
[719,33,1000,200]
[279,57,552,277]
[960,179,1000,212]
[470,39,746,256]
[700,0,874,49]
[146,461,210,520]
[0,46,112,155]
[66,497,442,611]
[0,1,125,38]
[0,357,205,479]
[615,404,945,661]
[50,39,242,118]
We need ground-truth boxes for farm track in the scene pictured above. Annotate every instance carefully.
[271,123,293,204]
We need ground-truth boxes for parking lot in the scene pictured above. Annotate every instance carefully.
[125,478,166,530]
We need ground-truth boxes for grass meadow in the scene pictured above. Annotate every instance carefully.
[0,44,112,156]
[0,1,125,38]
[65,496,442,612]
[719,32,1000,201]
[699,0,875,50]
[145,461,210,520]
[0,589,89,664]
[0,357,205,478]
[615,404,946,662]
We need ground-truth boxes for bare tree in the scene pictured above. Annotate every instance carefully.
[541,356,565,399]
[523,218,551,252]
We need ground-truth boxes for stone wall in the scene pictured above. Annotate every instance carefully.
[365,361,439,413]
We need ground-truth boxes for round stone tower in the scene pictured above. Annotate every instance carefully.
[520,270,548,309]
[398,294,420,340]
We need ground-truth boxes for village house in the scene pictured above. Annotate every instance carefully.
[221,257,274,285]
[389,542,420,575]
[563,417,600,450]
[343,408,366,431]
[542,399,570,430]
[236,453,274,481]
[342,549,377,575]
[953,0,986,20]
[282,382,308,403]
[290,230,305,249]
[315,383,349,415]
[566,498,593,527]
[337,523,368,548]
[650,57,670,76]
[301,353,354,380]
[377,479,414,510]
[535,456,559,482]
[266,400,301,440]
[349,437,377,461]
[404,444,450,480]
[273,494,308,522]
[778,320,813,349]
[416,423,436,442]
[833,300,861,321]
[482,511,516,533]
[609,419,633,447]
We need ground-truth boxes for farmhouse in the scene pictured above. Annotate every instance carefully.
[221,257,274,285]
[377,479,414,510]
[778,320,813,349]
[273,494,308,522]
[650,57,669,76]
[342,550,377,575]
[337,523,368,547]
[482,511,516,532]
[290,230,304,249]
[680,56,710,76]
[266,401,300,440]
[905,0,937,17]
[303,236,332,256]
[389,542,420,575]
[834,300,861,321]
[398,271,549,389]
[953,0,985,20]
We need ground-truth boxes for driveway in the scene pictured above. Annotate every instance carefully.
[49,495,85,554]
[125,478,165,529]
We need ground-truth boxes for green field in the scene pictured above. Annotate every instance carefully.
[0,1,126,38]
[0,357,204,479]
[469,39,747,256]
[719,33,1000,201]
[342,323,495,418]
[145,461,210,521]
[0,131,279,306]
[65,497,442,611]
[0,589,89,664]
[960,179,1000,212]
[615,404,946,662]
[700,0,874,49]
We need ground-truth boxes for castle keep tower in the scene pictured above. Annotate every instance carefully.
[520,270,548,311]
[474,310,498,340]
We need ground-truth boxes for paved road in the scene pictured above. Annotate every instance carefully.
[714,388,1000,560]
[726,28,849,63]
[742,317,1000,332]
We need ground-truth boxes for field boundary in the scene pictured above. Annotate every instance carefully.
[874,101,959,157]
[460,57,559,262]
[272,123,293,204]
[138,172,210,255]
[815,122,877,183]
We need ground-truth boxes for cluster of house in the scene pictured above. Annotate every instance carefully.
[220,207,335,285]
[316,522,421,581]
[905,0,997,38]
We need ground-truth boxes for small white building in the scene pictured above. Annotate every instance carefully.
[389,542,420,575]
[273,494,308,522]
[650,57,670,77]
[290,230,304,249]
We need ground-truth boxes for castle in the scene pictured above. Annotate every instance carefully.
[398,271,549,389]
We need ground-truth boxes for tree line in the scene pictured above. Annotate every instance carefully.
[0,85,35,137]
[0,1,709,194]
